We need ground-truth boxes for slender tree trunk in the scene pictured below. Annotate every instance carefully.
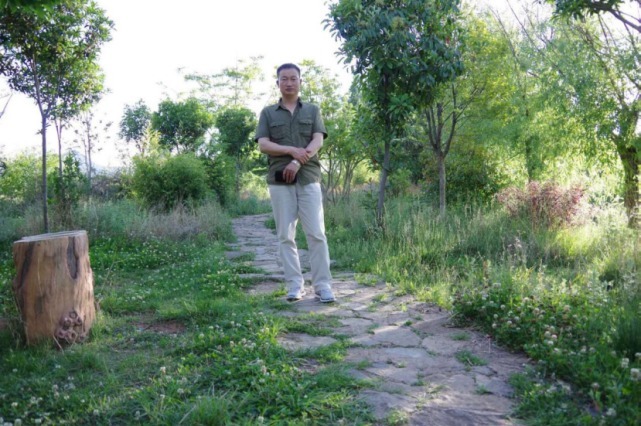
[617,144,640,228]
[41,115,49,233]
[438,152,446,216]
[376,139,391,228]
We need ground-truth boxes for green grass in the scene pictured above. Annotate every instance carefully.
[0,199,374,425]
[325,194,641,425]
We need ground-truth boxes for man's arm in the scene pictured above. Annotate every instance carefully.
[305,132,324,158]
[257,138,310,164]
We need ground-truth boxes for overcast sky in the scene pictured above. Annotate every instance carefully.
[0,0,353,167]
[0,0,520,168]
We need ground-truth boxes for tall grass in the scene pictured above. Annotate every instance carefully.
[325,193,640,424]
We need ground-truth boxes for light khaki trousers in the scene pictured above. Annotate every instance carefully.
[268,182,332,293]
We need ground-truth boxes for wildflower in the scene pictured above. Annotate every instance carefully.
[14,420,22,426]
[630,368,641,382]
[160,366,167,374]
[507,320,513,327]
[198,333,204,339]
[635,353,641,360]
[591,382,600,390]
[257,416,265,424]
[563,305,571,312]
[177,388,185,395]
[605,408,616,417]
[11,402,18,408]
[621,358,629,369]
[93,410,100,416]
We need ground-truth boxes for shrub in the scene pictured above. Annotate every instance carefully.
[423,143,504,203]
[200,152,236,207]
[132,153,209,210]
[496,181,585,229]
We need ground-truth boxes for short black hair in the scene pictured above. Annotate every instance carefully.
[277,63,301,78]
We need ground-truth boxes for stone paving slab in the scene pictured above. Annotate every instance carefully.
[227,213,529,425]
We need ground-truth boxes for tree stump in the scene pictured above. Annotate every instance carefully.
[12,230,96,346]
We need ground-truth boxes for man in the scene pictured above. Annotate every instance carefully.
[255,63,335,303]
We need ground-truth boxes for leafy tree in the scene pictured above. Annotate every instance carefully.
[72,108,112,189]
[544,0,640,33]
[131,152,209,210]
[50,152,87,228]
[184,56,265,111]
[0,152,57,205]
[119,99,152,155]
[326,0,463,224]
[1,0,62,14]
[0,0,112,232]
[151,97,214,153]
[214,106,256,194]
[0,86,10,120]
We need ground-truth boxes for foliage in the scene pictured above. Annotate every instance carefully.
[326,0,464,223]
[183,56,265,111]
[119,99,152,155]
[422,141,503,203]
[0,152,57,205]
[49,152,87,229]
[200,152,236,207]
[151,97,214,153]
[544,0,640,34]
[496,181,586,229]
[131,153,209,211]
[0,0,113,231]
[0,204,370,425]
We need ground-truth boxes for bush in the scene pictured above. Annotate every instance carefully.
[132,153,209,210]
[423,144,503,203]
[201,152,236,207]
[496,181,585,229]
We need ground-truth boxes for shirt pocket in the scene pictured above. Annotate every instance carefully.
[298,118,313,140]
[270,121,287,141]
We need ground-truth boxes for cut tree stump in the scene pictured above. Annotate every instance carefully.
[12,230,96,346]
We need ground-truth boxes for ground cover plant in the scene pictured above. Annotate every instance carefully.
[324,187,640,425]
[0,199,372,425]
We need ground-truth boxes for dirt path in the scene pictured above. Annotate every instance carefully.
[226,213,528,425]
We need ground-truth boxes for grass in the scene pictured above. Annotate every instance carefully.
[325,194,641,425]
[0,198,374,425]
[2,190,641,425]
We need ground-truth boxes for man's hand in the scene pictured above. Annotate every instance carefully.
[290,147,310,164]
[283,160,301,183]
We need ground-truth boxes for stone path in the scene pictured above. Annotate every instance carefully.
[226,214,528,425]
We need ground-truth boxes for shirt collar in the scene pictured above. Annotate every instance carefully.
[276,98,303,110]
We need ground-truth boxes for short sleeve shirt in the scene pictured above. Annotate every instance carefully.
[255,99,327,185]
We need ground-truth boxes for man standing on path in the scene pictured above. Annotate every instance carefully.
[255,63,335,303]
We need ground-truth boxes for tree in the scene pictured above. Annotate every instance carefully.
[151,97,214,153]
[0,0,112,232]
[214,106,256,194]
[326,0,463,224]
[183,56,265,112]
[544,0,640,33]
[72,108,112,189]
[0,85,10,120]
[119,99,152,155]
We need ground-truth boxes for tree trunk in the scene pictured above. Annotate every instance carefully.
[438,152,446,216]
[376,139,391,228]
[617,144,640,228]
[41,115,49,233]
[12,230,96,346]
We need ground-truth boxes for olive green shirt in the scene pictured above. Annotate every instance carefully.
[255,99,327,185]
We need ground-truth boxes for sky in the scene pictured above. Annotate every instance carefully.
[0,0,354,167]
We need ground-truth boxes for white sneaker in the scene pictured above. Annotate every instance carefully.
[286,288,306,302]
[315,288,336,303]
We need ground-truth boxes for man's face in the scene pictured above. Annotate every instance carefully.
[277,68,300,97]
